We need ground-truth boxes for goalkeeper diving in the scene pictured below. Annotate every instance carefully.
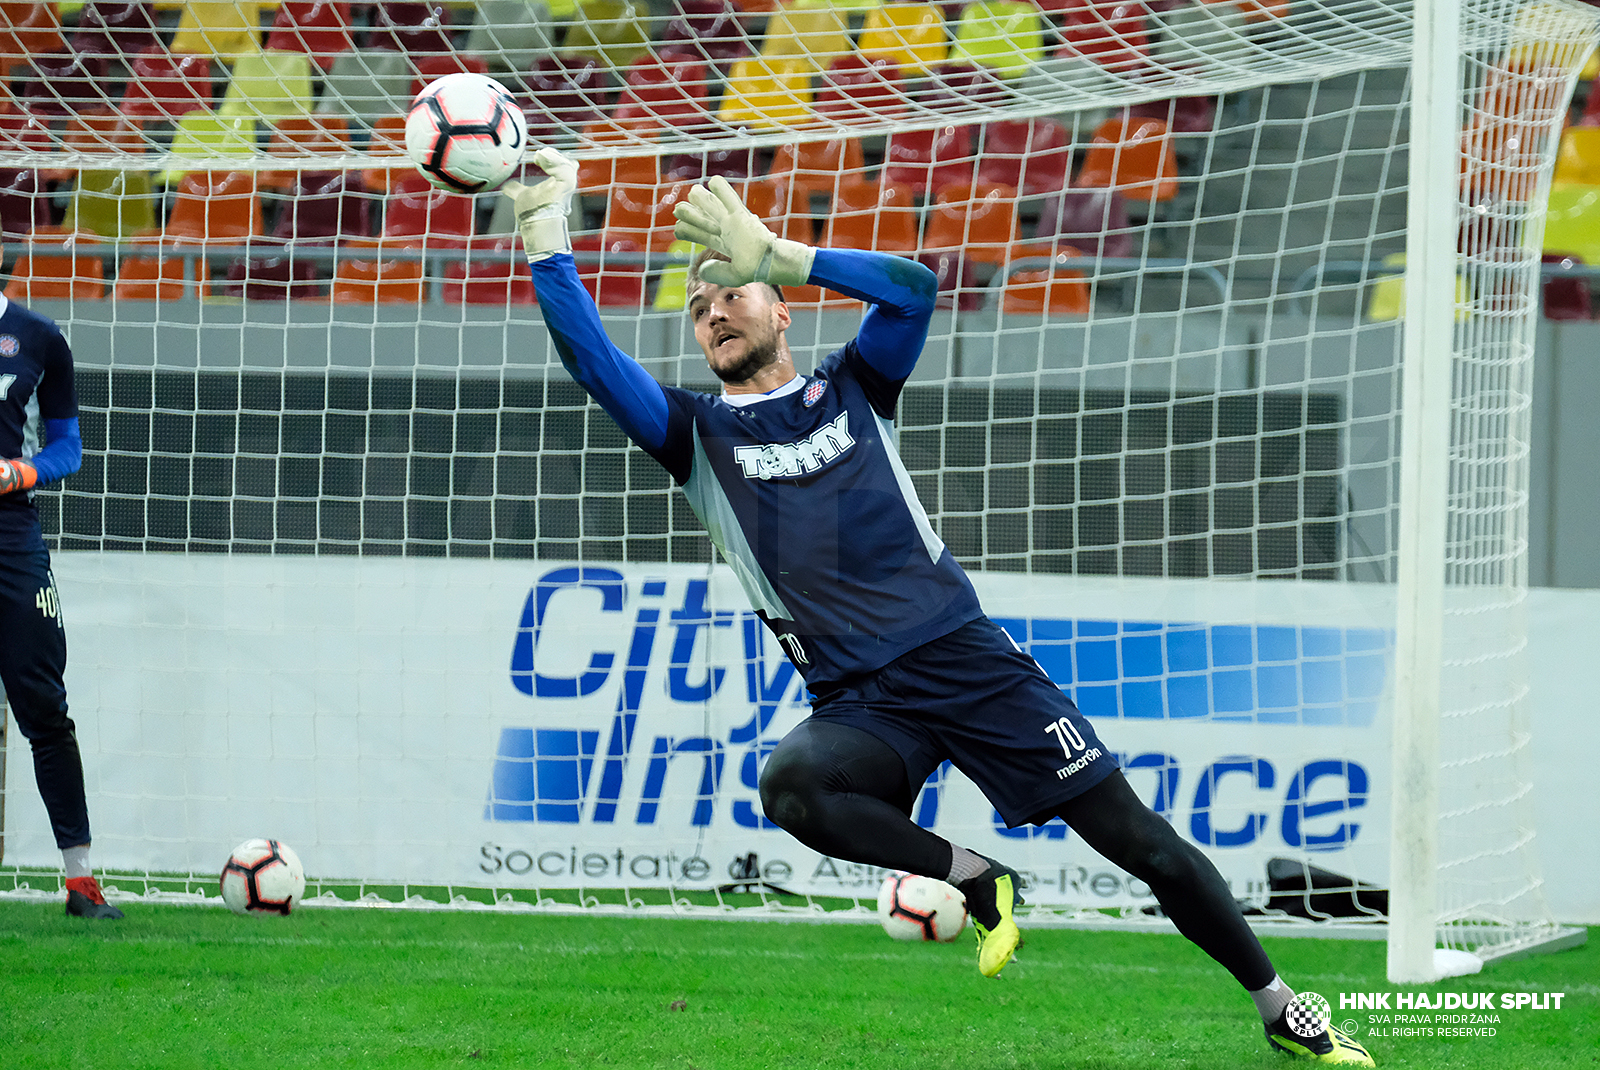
[503,148,1374,1066]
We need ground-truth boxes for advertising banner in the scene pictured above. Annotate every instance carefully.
[6,555,1398,909]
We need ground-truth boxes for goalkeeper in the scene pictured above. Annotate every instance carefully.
[0,288,122,919]
[505,149,1370,1066]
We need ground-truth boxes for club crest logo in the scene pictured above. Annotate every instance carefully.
[0,335,17,357]
[1286,992,1333,1038]
[802,379,827,407]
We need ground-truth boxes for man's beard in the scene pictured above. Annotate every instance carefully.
[710,332,780,384]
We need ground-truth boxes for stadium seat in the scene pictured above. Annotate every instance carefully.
[0,168,48,239]
[760,0,853,71]
[882,125,979,195]
[918,183,1019,310]
[613,55,714,133]
[443,234,536,304]
[664,147,757,182]
[521,54,613,143]
[562,0,652,70]
[1055,0,1151,75]
[265,1,356,72]
[574,120,660,192]
[66,170,158,240]
[262,114,353,191]
[120,48,216,122]
[172,1,271,60]
[409,52,493,98]
[360,113,410,193]
[1037,186,1133,260]
[999,241,1091,315]
[1543,183,1600,265]
[1539,252,1592,321]
[950,1,1045,80]
[814,54,907,121]
[227,170,371,299]
[219,50,316,120]
[0,3,63,80]
[318,49,413,122]
[823,179,920,253]
[1553,126,1600,186]
[1129,95,1218,135]
[333,171,474,303]
[465,1,556,75]
[914,61,1010,112]
[859,1,948,76]
[1074,115,1179,203]
[22,52,114,115]
[161,113,259,185]
[660,0,755,67]
[1363,252,1471,323]
[71,1,161,57]
[112,236,188,301]
[4,226,107,303]
[368,0,455,54]
[769,138,866,199]
[978,118,1071,196]
[717,58,814,129]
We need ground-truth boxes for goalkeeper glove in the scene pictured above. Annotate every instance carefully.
[0,457,37,496]
[501,147,579,262]
[672,175,815,289]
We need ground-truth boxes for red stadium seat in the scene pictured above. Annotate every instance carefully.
[0,168,49,238]
[660,0,755,67]
[333,171,474,303]
[1056,0,1152,76]
[978,118,1072,196]
[1036,187,1134,260]
[883,125,979,196]
[521,54,613,143]
[814,54,907,121]
[119,48,214,122]
[22,52,113,114]
[443,235,536,305]
[409,53,491,98]
[71,1,161,56]
[265,1,356,72]
[613,55,713,133]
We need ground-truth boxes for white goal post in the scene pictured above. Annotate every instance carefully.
[0,0,1591,978]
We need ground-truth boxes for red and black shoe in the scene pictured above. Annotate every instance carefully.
[65,876,125,920]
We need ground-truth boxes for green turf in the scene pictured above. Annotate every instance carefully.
[0,902,1591,1069]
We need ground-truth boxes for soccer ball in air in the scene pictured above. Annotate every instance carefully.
[405,72,528,194]
[220,839,307,916]
[876,872,967,942]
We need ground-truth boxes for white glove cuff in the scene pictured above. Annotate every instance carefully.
[766,239,815,289]
[520,207,571,262]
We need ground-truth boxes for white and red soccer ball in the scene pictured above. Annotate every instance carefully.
[220,838,307,916]
[405,72,528,194]
[876,871,967,942]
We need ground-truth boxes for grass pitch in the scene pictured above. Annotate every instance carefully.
[0,901,1591,1069]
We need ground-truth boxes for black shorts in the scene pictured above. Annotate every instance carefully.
[806,616,1119,826]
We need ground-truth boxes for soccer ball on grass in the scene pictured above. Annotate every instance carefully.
[876,871,967,942]
[405,72,528,194]
[220,838,306,916]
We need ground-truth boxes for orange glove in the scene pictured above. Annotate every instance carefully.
[0,457,37,495]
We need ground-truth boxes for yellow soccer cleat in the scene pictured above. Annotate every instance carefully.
[1265,1010,1376,1066]
[956,856,1025,977]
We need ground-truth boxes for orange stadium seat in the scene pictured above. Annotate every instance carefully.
[769,139,866,200]
[1001,242,1092,315]
[1074,115,1179,202]
[5,226,106,302]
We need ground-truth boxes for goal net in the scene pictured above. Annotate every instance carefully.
[0,0,1590,969]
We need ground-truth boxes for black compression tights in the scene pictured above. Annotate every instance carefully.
[759,720,1275,991]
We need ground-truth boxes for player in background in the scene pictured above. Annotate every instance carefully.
[502,149,1371,1065]
[0,288,121,920]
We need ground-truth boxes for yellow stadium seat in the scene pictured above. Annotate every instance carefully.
[172,1,269,61]
[760,1,853,72]
[66,170,158,239]
[950,1,1044,81]
[859,2,947,76]
[161,112,259,184]
[717,58,814,130]
[219,49,315,120]
[1544,183,1600,264]
[1552,126,1600,186]
[563,0,652,70]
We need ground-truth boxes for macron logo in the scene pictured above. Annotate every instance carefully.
[733,412,855,480]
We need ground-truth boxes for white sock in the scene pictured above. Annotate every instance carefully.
[946,845,989,884]
[1250,974,1295,1023]
[62,845,92,880]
